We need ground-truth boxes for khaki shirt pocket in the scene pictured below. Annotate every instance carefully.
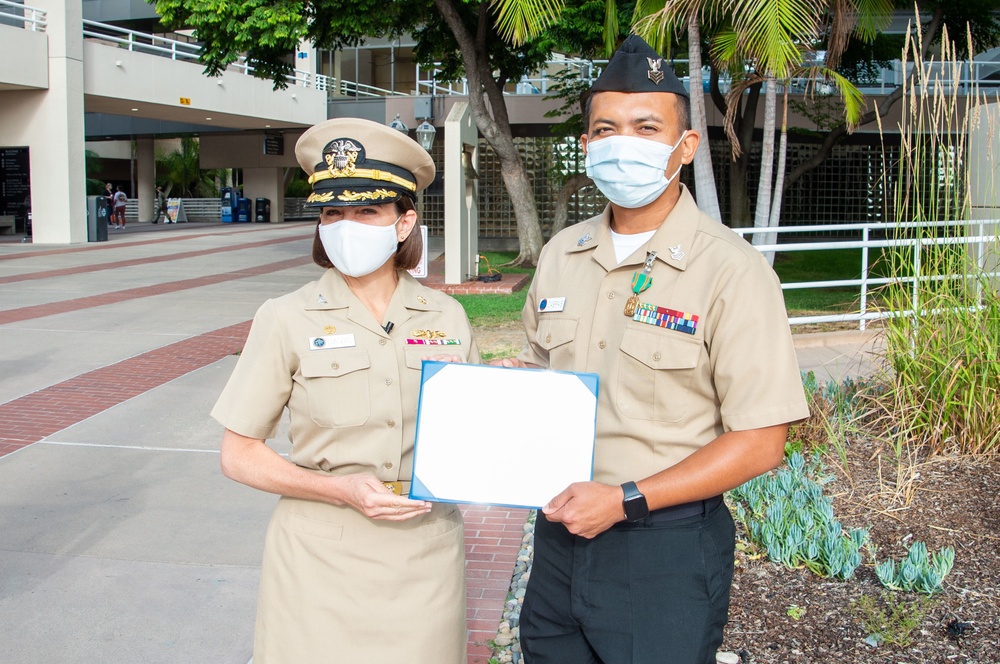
[536,317,579,368]
[300,350,371,428]
[617,326,702,422]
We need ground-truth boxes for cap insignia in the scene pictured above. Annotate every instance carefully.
[323,139,362,177]
[647,57,664,85]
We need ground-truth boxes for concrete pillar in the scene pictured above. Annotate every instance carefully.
[3,0,87,243]
[443,101,479,284]
[136,138,154,223]
[242,168,284,223]
[967,102,1000,283]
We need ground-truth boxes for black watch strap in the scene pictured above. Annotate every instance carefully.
[621,481,649,522]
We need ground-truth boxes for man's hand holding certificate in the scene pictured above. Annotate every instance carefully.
[409,362,598,509]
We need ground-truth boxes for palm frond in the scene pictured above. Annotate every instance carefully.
[489,0,564,46]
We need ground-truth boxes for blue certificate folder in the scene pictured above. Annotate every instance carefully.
[410,361,599,509]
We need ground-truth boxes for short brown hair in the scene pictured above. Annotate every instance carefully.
[311,197,423,271]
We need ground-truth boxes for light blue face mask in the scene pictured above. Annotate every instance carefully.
[584,132,688,209]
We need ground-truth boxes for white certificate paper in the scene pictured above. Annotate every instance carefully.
[410,361,598,509]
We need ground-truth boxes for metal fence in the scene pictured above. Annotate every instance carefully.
[734,219,1000,328]
[0,0,46,31]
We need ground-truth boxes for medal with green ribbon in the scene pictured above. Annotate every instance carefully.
[624,251,657,316]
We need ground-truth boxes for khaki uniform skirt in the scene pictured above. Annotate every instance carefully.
[253,497,466,663]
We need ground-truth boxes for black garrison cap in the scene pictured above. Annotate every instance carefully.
[590,34,689,98]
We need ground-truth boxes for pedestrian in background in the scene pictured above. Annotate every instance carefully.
[112,186,127,229]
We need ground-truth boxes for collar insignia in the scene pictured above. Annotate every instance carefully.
[417,296,428,305]
[669,244,685,261]
[647,57,664,85]
[317,294,328,304]
[577,233,593,247]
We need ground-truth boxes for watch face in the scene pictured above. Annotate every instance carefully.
[624,495,649,521]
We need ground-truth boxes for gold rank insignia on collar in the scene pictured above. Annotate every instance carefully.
[417,296,428,305]
[647,57,665,85]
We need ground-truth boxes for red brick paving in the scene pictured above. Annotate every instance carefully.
[0,226,530,662]
[0,232,308,285]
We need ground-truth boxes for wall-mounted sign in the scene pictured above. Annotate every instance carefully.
[179,97,191,106]
[0,147,31,218]
[263,134,284,156]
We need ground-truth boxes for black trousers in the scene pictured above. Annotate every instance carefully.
[520,500,735,664]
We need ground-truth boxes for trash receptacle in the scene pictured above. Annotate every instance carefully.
[87,196,109,242]
[220,187,236,223]
[254,198,271,223]
[236,197,251,223]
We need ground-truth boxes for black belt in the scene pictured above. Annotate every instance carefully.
[614,494,724,528]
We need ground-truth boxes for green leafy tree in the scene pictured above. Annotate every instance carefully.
[154,0,607,266]
[84,150,105,195]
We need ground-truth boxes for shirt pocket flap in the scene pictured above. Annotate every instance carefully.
[404,347,469,370]
[300,350,371,378]
[537,317,579,351]
[620,327,701,370]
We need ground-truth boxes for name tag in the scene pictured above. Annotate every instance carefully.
[538,297,566,312]
[308,334,356,350]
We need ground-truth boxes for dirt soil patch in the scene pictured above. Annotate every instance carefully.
[722,443,1000,663]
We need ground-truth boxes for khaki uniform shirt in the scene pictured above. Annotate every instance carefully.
[519,186,809,486]
[212,268,479,481]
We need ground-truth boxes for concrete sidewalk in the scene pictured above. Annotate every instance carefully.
[0,221,880,663]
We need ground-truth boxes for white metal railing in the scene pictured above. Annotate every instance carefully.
[81,20,326,91]
[733,220,1000,328]
[0,0,46,31]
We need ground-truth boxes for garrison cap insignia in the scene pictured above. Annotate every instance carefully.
[647,57,664,85]
[323,139,362,177]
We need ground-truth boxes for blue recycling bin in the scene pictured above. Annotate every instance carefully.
[236,198,251,223]
[220,187,237,223]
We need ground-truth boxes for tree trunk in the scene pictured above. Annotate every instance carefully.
[687,15,721,222]
[550,173,593,235]
[765,89,790,267]
[433,0,544,266]
[712,68,759,227]
[752,76,777,264]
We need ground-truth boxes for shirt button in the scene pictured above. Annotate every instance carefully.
[331,362,340,370]
[385,378,393,386]
[384,461,393,469]
[387,420,396,428]
[653,351,662,361]
[598,341,606,349]
[607,291,616,299]
[379,338,387,346]
[545,334,552,343]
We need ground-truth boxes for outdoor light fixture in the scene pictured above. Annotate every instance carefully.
[388,114,408,134]
[415,119,436,152]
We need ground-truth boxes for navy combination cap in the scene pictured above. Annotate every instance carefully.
[590,34,689,98]
[295,118,435,208]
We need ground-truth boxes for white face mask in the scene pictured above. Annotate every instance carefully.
[585,132,688,208]
[318,215,401,278]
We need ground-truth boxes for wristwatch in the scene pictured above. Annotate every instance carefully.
[621,481,649,522]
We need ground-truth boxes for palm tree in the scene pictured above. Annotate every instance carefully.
[157,138,225,198]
